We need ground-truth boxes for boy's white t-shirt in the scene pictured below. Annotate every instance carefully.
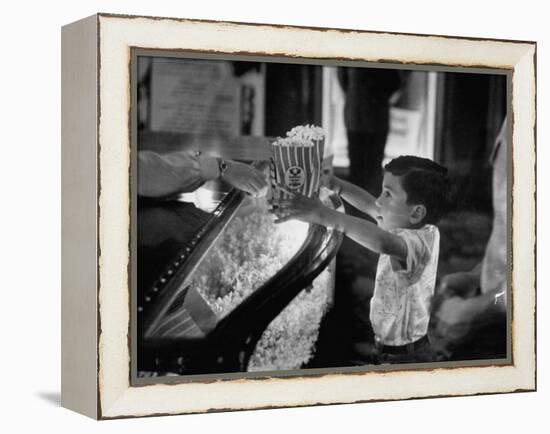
[369,224,440,346]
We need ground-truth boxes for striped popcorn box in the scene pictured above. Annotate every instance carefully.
[270,125,325,200]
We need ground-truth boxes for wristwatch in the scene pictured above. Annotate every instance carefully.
[217,158,229,178]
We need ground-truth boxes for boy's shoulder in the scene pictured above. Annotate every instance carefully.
[390,224,439,239]
[389,224,440,258]
[381,225,439,279]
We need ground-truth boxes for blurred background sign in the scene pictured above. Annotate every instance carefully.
[148,58,266,137]
[150,58,240,135]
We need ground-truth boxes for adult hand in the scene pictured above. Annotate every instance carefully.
[438,270,480,299]
[430,268,481,335]
[435,296,477,326]
[223,161,268,197]
[432,296,478,346]
[271,187,326,225]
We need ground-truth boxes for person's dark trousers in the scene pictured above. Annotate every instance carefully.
[345,129,389,221]
[347,129,389,198]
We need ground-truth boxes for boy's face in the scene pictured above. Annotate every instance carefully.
[374,172,420,230]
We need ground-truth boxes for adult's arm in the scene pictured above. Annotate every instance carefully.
[138,150,219,198]
[138,150,268,198]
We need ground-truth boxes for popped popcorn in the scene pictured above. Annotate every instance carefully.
[271,124,326,198]
[273,124,326,147]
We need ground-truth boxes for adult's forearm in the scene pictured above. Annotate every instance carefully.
[137,151,219,198]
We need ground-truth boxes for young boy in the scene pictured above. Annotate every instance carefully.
[273,156,449,363]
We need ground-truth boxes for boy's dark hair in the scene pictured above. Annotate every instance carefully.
[384,155,450,224]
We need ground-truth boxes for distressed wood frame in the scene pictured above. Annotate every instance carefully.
[61,13,536,419]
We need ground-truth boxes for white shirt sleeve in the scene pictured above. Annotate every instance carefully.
[138,150,219,198]
[389,226,436,276]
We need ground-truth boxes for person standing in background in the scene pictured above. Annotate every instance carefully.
[431,117,508,360]
[337,67,402,196]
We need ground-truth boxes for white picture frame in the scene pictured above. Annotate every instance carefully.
[61,13,536,419]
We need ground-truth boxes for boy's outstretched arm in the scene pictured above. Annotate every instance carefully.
[329,210,407,260]
[273,191,407,261]
[331,176,378,218]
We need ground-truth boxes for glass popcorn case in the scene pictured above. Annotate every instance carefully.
[136,174,343,377]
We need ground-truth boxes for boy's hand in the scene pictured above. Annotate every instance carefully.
[270,186,326,225]
[321,173,342,194]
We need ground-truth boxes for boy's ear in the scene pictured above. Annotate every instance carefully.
[409,204,427,224]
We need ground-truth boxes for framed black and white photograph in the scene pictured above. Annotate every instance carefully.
[61,13,536,419]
